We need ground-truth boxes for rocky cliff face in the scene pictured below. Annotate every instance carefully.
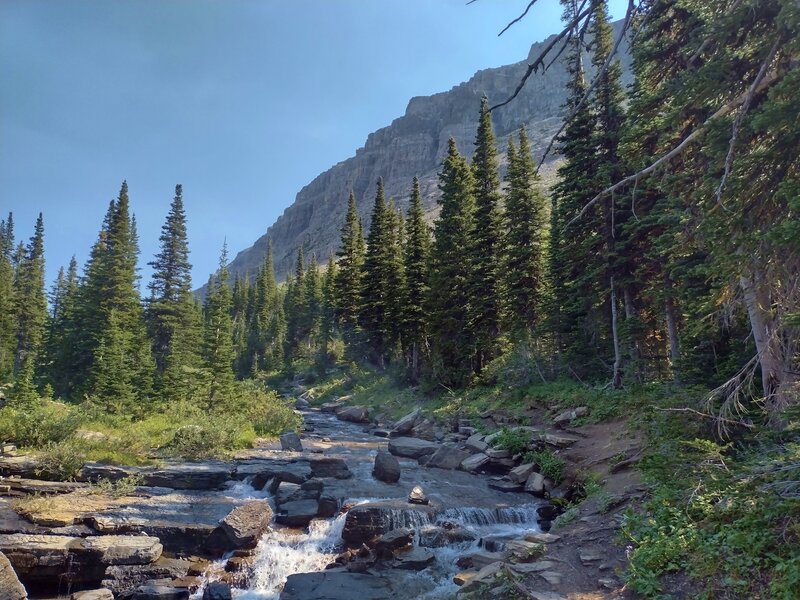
[225,24,631,282]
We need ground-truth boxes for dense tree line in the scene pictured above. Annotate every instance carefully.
[0,0,795,430]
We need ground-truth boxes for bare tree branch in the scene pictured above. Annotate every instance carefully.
[499,1,541,37]
[715,36,782,206]
[566,63,788,228]
[535,0,637,170]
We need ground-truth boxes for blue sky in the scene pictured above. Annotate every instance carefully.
[0,0,627,289]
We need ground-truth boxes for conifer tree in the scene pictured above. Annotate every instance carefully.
[283,248,307,368]
[334,192,365,355]
[428,138,477,386]
[12,213,47,402]
[246,240,285,373]
[469,96,504,371]
[0,213,16,382]
[43,257,79,397]
[303,253,323,350]
[317,255,338,370]
[146,185,200,399]
[503,127,549,336]
[203,242,235,405]
[402,177,431,380]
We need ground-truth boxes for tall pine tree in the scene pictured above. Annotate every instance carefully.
[402,177,431,380]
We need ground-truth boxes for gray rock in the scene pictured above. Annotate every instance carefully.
[71,591,113,600]
[0,550,26,600]
[375,528,413,556]
[213,500,272,550]
[388,437,438,460]
[310,457,351,479]
[391,409,421,436]
[372,450,401,483]
[485,448,511,459]
[317,495,339,518]
[274,499,319,527]
[553,406,589,425]
[202,582,232,600]
[280,432,303,452]
[509,462,536,484]
[525,472,547,497]
[465,433,489,453]
[460,453,490,473]
[335,405,370,423]
[408,485,429,505]
[280,572,398,600]
[132,586,189,600]
[425,445,471,470]
[78,461,233,491]
[294,398,310,410]
[341,501,437,545]
[410,418,437,441]
[394,546,435,570]
[319,401,345,413]
[487,478,524,493]
[101,558,195,595]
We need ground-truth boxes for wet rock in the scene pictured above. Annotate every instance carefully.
[79,462,233,490]
[341,501,436,546]
[320,401,345,413]
[487,477,524,493]
[507,539,546,562]
[525,472,547,497]
[390,409,421,436]
[537,504,559,521]
[131,586,189,600]
[372,451,401,483]
[274,499,319,527]
[371,429,391,438]
[425,445,471,470]
[206,500,272,552]
[0,533,162,586]
[394,546,435,570]
[203,582,232,600]
[509,463,536,484]
[553,406,589,425]
[408,485,429,505]
[486,457,517,473]
[418,526,476,548]
[524,531,561,544]
[280,571,399,600]
[375,527,413,558]
[0,550,27,600]
[453,570,476,586]
[317,495,339,518]
[280,432,303,452]
[458,561,503,594]
[335,405,370,423]
[101,558,194,595]
[387,437,438,460]
[71,590,114,600]
[460,453,490,473]
[310,457,352,479]
[459,550,508,569]
[294,397,310,410]
[465,433,489,453]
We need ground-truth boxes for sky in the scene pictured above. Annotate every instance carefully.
[0,0,628,289]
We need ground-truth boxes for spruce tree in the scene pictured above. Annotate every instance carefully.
[402,177,431,380]
[334,192,365,356]
[428,138,477,386]
[43,257,79,397]
[317,254,338,371]
[0,213,16,382]
[203,242,235,405]
[283,248,307,368]
[503,127,549,336]
[469,96,504,371]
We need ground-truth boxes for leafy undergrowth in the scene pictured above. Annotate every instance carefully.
[620,408,800,599]
[0,381,300,476]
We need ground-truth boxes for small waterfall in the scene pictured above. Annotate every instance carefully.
[383,507,437,530]
[235,513,348,600]
[438,503,540,527]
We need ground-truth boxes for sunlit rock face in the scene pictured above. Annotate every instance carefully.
[211,22,632,286]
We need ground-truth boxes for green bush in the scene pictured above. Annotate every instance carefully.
[0,400,81,448]
[34,440,86,481]
[523,448,566,483]
[492,427,532,455]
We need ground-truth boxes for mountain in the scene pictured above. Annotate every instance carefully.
[222,23,631,283]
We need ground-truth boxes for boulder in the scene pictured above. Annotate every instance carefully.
[341,501,436,546]
[541,433,580,448]
[280,572,398,600]
[320,401,345,413]
[458,561,504,594]
[465,433,489,453]
[309,457,351,479]
[0,455,38,479]
[394,546,435,570]
[537,504,559,521]
[485,448,511,459]
[0,534,162,586]
[387,437,438,460]
[374,528,413,557]
[390,409,420,436]
[425,445,471,470]
[294,398,310,410]
[71,591,113,600]
[487,478,524,493]
[211,500,272,550]
[372,451,401,483]
[274,499,319,527]
[410,418,437,441]
[317,495,339,518]
[131,586,189,600]
[525,472,547,497]
[509,463,536,484]
[553,406,590,425]
[418,526,476,548]
[280,432,303,452]
[335,405,370,423]
[460,453,490,473]
[203,582,232,600]
[101,558,194,595]
[408,485,429,505]
[0,550,27,600]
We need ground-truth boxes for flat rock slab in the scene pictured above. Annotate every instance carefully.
[425,445,471,470]
[387,437,439,460]
[274,499,319,527]
[394,546,435,570]
[131,586,189,600]
[0,533,162,585]
[0,456,38,479]
[79,462,234,490]
[101,557,196,595]
[280,571,400,600]
[71,590,114,600]
[1,478,89,496]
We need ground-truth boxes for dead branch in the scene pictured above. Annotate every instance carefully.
[715,36,782,206]
[498,0,541,37]
[566,64,788,228]
[535,0,637,170]
[654,406,754,429]
[491,0,594,112]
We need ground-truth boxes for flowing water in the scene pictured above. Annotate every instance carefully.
[196,410,542,600]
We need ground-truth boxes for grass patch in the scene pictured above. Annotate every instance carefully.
[523,448,566,483]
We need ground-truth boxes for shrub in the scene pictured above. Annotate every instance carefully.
[34,440,86,481]
[0,400,81,448]
[492,427,532,455]
[523,448,566,483]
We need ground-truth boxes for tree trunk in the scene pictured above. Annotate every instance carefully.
[623,287,643,382]
[664,275,681,380]
[610,276,623,388]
